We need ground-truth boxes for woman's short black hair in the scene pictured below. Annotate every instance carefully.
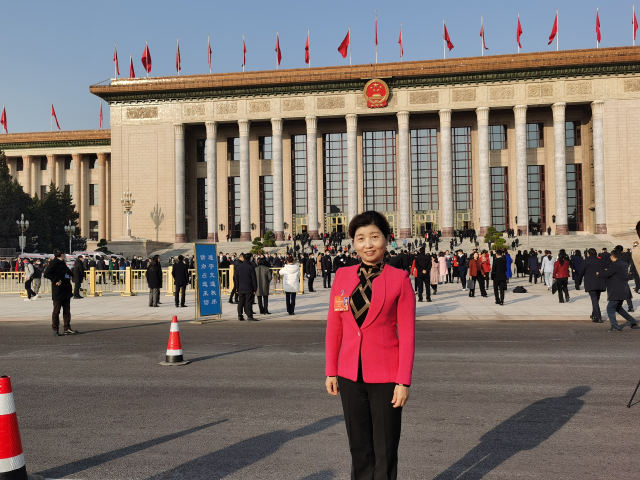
[348,211,391,239]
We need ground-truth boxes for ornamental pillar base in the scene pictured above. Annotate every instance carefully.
[479,226,490,237]
[517,226,528,236]
[442,227,455,237]
[595,224,608,234]
[399,228,412,240]
[274,231,285,241]
[308,230,320,240]
[175,234,187,243]
[555,225,569,235]
[240,232,252,242]
[207,233,219,243]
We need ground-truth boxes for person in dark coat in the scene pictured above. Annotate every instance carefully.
[306,254,317,292]
[72,255,85,299]
[44,249,78,336]
[398,250,410,271]
[576,249,607,323]
[386,250,402,269]
[491,250,508,305]
[527,250,540,284]
[600,248,611,265]
[414,247,432,302]
[515,250,524,277]
[321,253,333,288]
[218,254,230,289]
[570,250,584,290]
[228,255,242,304]
[599,249,639,332]
[234,253,258,321]
[457,251,468,291]
[172,255,189,308]
[146,255,163,307]
[255,258,272,315]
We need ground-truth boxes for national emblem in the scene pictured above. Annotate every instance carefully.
[364,78,390,108]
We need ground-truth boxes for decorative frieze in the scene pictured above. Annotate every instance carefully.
[317,96,345,110]
[566,81,592,95]
[215,102,237,115]
[249,100,270,113]
[182,104,205,117]
[489,86,514,100]
[126,106,158,120]
[452,88,476,102]
[409,91,439,104]
[282,98,305,111]
[624,78,640,92]
[527,84,554,98]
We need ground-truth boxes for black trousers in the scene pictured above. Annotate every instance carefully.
[257,295,269,313]
[338,376,402,480]
[556,278,569,302]
[529,271,538,284]
[52,299,71,331]
[308,277,315,292]
[25,279,34,299]
[459,272,467,289]
[237,291,254,318]
[323,271,332,288]
[416,277,430,301]
[229,285,238,303]
[589,290,603,321]
[493,280,506,304]
[174,285,186,306]
[472,275,487,296]
[73,281,81,297]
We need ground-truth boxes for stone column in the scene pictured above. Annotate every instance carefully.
[514,105,528,235]
[305,116,320,240]
[22,156,32,196]
[552,102,569,235]
[30,156,37,197]
[97,153,107,241]
[592,101,607,234]
[46,154,56,189]
[205,121,218,242]
[271,118,285,240]
[72,153,82,223]
[476,107,491,236]
[238,119,251,241]
[397,111,412,239]
[439,109,454,237]
[346,114,358,225]
[174,124,186,243]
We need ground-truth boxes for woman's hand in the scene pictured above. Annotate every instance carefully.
[325,376,339,396]
[392,385,410,408]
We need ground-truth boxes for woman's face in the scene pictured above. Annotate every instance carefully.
[474,253,479,260]
[353,225,388,265]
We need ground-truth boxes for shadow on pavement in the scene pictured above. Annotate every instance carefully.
[188,347,262,363]
[37,419,228,478]
[147,415,344,480]
[300,470,337,479]
[80,321,171,334]
[433,386,590,480]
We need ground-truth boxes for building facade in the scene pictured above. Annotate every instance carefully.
[4,47,640,244]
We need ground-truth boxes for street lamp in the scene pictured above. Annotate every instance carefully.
[16,214,29,255]
[121,189,135,237]
[64,220,74,254]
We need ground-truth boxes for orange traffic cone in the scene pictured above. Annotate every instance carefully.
[0,376,44,480]
[159,316,189,366]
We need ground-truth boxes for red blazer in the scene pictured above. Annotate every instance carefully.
[325,264,416,385]
[553,260,570,278]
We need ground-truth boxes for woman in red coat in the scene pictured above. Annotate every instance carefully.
[553,249,571,303]
[325,211,416,480]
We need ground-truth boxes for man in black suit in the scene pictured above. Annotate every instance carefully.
[576,249,607,323]
[228,254,242,303]
[172,255,189,307]
[600,248,611,265]
[414,247,432,302]
[306,254,316,292]
[386,250,402,269]
[321,253,333,288]
[491,250,508,305]
[599,249,638,332]
[346,252,359,266]
[96,256,106,284]
[234,253,257,321]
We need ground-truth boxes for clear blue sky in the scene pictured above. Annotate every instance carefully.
[0,0,636,133]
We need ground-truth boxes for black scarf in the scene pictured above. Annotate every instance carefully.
[350,262,384,328]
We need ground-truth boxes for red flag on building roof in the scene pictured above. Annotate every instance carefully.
[635,9,639,40]
[113,43,120,76]
[141,42,152,73]
[443,22,454,51]
[176,38,181,73]
[99,102,103,129]
[338,29,350,58]
[1,106,7,133]
[275,32,282,67]
[375,14,378,47]
[129,54,135,78]
[399,25,403,59]
[596,9,602,43]
[548,12,558,45]
[305,31,310,65]
[480,20,489,50]
[208,36,212,72]
[51,104,61,130]
[517,15,523,49]
[243,36,247,68]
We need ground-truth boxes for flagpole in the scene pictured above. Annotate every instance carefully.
[146,40,148,78]
[349,26,351,66]
[443,20,446,59]
[557,9,559,51]
[130,54,132,78]
[634,5,636,47]
[99,100,102,130]
[375,10,378,64]
[177,38,180,75]
[208,35,212,74]
[481,16,484,56]
[518,13,520,54]
[50,102,53,132]
[114,42,117,77]
[276,31,279,70]
[597,7,599,48]
[400,23,403,62]
[242,33,245,73]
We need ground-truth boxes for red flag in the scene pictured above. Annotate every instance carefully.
[99,102,103,129]
[141,43,152,73]
[129,55,135,78]
[305,32,310,64]
[113,44,120,75]
[176,39,181,73]
[517,16,523,49]
[1,106,7,134]
[399,27,403,58]
[375,15,378,46]
[596,10,602,43]
[338,30,350,58]
[443,22,454,51]
[243,38,247,67]
[275,32,282,67]
[635,10,639,40]
[480,23,488,50]
[548,13,558,45]
[208,37,212,71]
[51,104,61,130]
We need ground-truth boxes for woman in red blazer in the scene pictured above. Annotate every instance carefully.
[325,211,416,480]
[553,249,571,303]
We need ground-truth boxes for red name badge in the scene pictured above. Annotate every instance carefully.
[334,295,350,312]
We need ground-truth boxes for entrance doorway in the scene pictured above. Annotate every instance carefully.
[326,215,347,233]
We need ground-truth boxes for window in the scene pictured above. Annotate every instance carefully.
[292,135,307,215]
[323,133,348,214]
[65,184,72,197]
[88,155,98,169]
[89,221,98,241]
[196,178,207,239]
[259,136,273,160]
[16,158,23,171]
[526,123,544,149]
[40,157,48,170]
[566,122,581,147]
[227,137,240,161]
[567,164,583,231]
[489,125,507,150]
[363,130,396,212]
[411,128,438,211]
[527,165,546,232]
[89,184,98,206]
[490,167,509,232]
[227,177,241,238]
[40,185,47,199]
[260,175,274,236]
[452,127,473,210]
[64,155,73,170]
[196,139,206,163]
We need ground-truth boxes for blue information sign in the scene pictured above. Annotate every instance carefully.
[194,243,222,317]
